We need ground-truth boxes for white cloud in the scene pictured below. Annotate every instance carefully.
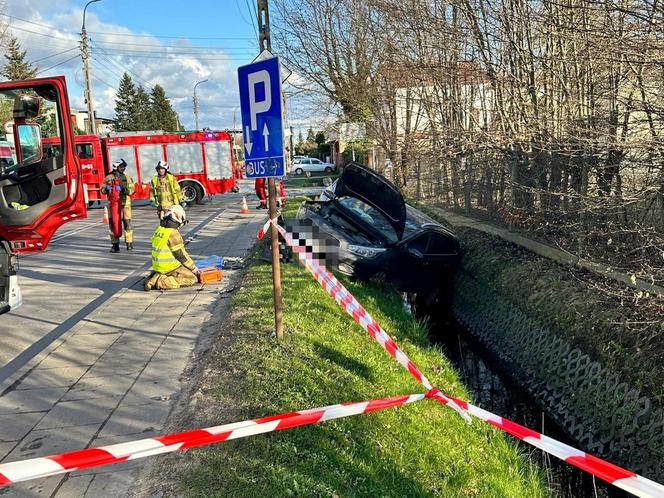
[4,0,251,129]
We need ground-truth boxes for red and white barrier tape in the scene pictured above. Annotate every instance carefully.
[258,218,471,422]
[0,393,425,486]
[260,218,664,498]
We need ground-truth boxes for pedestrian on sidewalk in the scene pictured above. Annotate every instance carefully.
[103,159,135,252]
[144,205,200,290]
[149,160,183,219]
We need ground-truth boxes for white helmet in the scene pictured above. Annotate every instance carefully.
[164,204,186,225]
[156,160,169,172]
[112,158,127,170]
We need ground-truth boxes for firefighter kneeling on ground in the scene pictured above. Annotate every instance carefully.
[149,160,183,219]
[103,159,135,252]
[144,205,199,290]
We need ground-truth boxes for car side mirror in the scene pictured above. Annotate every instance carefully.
[13,94,41,120]
[16,123,43,166]
[408,247,423,259]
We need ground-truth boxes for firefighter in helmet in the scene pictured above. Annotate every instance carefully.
[149,160,183,219]
[254,178,285,209]
[144,205,200,290]
[103,159,135,252]
[254,177,267,209]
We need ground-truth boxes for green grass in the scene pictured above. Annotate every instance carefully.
[283,171,339,187]
[175,204,547,498]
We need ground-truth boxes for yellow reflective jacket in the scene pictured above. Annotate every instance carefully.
[151,226,180,273]
[151,226,195,273]
[149,173,181,207]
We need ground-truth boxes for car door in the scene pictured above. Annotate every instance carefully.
[0,77,86,254]
[300,158,312,172]
[310,158,323,172]
[389,232,432,291]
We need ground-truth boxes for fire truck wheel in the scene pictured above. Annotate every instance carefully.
[180,181,203,204]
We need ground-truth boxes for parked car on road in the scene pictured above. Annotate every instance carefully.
[292,157,336,175]
[296,162,461,292]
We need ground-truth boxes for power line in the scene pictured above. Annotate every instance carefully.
[89,40,155,88]
[89,46,253,57]
[0,12,76,33]
[29,46,78,65]
[1,13,252,42]
[87,30,251,40]
[89,39,255,50]
[91,71,118,91]
[36,54,80,75]
[236,0,258,38]
[90,54,124,79]
[89,50,245,60]
[5,24,77,41]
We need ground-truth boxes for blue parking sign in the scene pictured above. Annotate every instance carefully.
[237,56,285,178]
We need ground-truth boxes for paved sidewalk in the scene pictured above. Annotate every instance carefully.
[0,206,266,497]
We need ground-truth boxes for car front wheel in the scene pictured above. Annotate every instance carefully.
[295,168,304,175]
[324,166,332,173]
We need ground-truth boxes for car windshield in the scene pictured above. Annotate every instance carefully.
[338,196,398,243]
[404,205,434,236]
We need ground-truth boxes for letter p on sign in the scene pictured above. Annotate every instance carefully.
[248,70,271,131]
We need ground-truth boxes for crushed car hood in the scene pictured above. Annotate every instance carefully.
[334,162,406,240]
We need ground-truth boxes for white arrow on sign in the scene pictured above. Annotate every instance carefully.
[244,125,253,156]
[262,123,270,152]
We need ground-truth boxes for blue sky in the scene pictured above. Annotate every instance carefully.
[95,0,258,42]
[2,0,319,131]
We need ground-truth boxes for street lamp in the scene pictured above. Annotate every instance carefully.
[193,79,209,131]
[81,0,102,134]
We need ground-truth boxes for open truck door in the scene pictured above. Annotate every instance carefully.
[0,76,86,314]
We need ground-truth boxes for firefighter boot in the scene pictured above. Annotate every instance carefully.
[126,242,133,251]
[110,243,120,253]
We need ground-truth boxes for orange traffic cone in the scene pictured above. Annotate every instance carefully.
[102,206,109,224]
[240,196,249,214]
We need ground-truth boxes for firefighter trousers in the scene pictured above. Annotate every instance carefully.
[109,204,133,244]
[144,266,197,290]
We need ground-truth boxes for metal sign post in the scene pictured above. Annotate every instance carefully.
[237,1,284,339]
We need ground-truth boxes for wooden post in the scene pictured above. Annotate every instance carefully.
[257,0,284,340]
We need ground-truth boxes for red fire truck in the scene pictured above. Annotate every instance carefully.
[0,76,88,314]
[44,130,239,206]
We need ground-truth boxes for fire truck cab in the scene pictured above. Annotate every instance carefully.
[0,76,86,315]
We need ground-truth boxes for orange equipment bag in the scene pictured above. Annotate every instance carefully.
[198,267,223,284]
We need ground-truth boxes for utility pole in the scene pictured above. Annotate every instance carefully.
[193,79,208,131]
[81,0,101,135]
[257,0,284,340]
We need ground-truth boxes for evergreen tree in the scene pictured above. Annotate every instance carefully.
[131,85,151,130]
[113,73,136,131]
[1,35,37,80]
[148,84,178,131]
